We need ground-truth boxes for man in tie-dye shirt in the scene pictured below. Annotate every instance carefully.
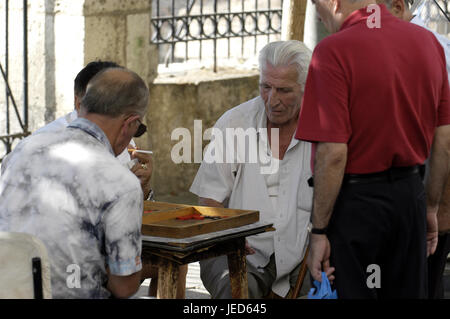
[0,67,149,298]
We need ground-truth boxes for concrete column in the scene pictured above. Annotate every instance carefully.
[303,0,330,51]
[52,1,85,120]
[281,0,308,41]
[2,0,160,185]
[83,0,158,150]
[42,0,159,149]
[4,0,158,134]
[82,0,157,85]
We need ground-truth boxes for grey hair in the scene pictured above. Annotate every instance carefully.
[259,40,312,86]
[81,67,149,117]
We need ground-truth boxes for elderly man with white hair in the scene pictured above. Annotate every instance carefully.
[190,40,313,298]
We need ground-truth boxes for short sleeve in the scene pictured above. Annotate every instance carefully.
[295,42,351,143]
[103,188,143,276]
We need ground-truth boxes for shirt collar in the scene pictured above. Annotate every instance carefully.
[68,118,115,156]
[340,3,389,31]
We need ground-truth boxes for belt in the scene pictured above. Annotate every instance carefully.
[343,165,423,185]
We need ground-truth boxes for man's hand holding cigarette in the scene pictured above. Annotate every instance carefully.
[128,145,153,199]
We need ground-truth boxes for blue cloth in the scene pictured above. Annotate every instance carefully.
[308,272,338,299]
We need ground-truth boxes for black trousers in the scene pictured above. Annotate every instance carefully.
[428,233,450,299]
[327,173,428,299]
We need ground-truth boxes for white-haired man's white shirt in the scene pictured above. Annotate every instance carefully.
[33,110,135,164]
[190,96,312,297]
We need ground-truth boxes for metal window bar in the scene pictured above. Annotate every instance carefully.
[151,0,283,72]
[5,0,9,139]
[1,0,29,162]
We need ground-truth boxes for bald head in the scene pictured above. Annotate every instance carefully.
[80,68,149,118]
[312,0,377,33]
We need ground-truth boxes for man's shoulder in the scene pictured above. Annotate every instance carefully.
[313,15,442,60]
[13,129,64,155]
[215,97,264,129]
[34,111,77,135]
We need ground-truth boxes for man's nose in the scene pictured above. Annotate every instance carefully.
[268,88,280,107]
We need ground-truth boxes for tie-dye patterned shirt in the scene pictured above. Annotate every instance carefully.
[0,118,143,298]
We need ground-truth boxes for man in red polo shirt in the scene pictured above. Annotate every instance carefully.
[296,0,450,298]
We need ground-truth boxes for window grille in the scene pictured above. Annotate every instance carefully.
[1,0,29,162]
[151,0,284,72]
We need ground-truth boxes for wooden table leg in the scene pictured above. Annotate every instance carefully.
[156,258,179,299]
[227,238,248,299]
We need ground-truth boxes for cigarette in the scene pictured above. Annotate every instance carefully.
[128,149,153,154]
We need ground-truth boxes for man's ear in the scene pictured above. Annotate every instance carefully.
[74,95,81,112]
[390,0,406,18]
[120,116,132,137]
[333,0,341,14]
[121,114,139,137]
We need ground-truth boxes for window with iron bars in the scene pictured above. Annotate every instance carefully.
[151,0,284,73]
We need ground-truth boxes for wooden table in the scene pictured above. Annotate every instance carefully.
[141,222,272,299]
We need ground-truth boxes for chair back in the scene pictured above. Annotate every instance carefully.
[0,232,52,299]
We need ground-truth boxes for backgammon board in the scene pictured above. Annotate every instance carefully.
[142,201,259,239]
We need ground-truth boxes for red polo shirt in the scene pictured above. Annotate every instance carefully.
[296,4,450,174]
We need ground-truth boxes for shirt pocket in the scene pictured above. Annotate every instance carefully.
[297,171,313,213]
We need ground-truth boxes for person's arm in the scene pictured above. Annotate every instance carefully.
[425,124,450,255]
[130,150,153,199]
[107,269,142,299]
[198,197,224,208]
[311,142,348,228]
[103,184,144,298]
[307,142,347,282]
